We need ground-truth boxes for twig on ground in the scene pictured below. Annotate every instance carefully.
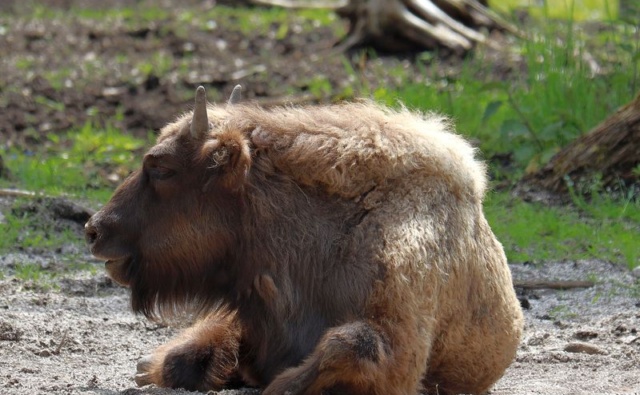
[0,188,37,198]
[54,329,70,355]
[514,280,595,290]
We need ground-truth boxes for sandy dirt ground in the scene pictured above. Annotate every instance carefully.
[1,230,639,395]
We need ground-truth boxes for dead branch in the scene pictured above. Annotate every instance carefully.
[514,280,595,290]
[53,329,70,355]
[0,188,37,198]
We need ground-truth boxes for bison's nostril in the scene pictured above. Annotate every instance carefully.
[85,224,99,245]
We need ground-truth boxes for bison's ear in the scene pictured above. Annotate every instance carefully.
[200,128,251,192]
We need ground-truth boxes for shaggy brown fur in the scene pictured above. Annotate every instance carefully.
[86,90,523,395]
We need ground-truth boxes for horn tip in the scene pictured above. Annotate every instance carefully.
[228,85,243,105]
[195,86,206,101]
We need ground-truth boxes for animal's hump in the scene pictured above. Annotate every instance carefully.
[227,101,487,201]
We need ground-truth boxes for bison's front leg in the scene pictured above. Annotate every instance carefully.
[135,310,241,392]
[264,320,424,395]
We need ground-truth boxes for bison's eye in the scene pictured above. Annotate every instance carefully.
[143,153,177,181]
[147,164,175,180]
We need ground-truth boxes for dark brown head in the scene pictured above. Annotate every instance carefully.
[85,86,251,318]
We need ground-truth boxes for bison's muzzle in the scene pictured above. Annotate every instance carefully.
[85,193,143,287]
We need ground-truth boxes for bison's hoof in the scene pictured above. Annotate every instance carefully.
[135,372,153,387]
[135,354,154,386]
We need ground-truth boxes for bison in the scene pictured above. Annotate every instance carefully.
[85,86,523,395]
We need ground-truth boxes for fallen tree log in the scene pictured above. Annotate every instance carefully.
[521,92,640,196]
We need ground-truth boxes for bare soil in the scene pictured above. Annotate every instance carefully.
[1,1,639,394]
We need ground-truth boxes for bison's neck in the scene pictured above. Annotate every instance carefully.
[228,175,374,384]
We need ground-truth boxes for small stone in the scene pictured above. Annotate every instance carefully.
[632,266,640,279]
[102,87,126,97]
[527,333,550,346]
[613,325,628,335]
[38,349,52,357]
[574,330,598,340]
[564,341,607,355]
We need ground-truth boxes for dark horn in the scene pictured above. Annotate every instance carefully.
[191,86,209,139]
[228,85,242,105]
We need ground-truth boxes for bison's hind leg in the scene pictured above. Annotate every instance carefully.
[264,321,423,395]
[135,311,241,392]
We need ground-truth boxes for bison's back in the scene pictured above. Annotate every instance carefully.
[226,102,486,202]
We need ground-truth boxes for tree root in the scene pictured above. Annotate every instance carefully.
[251,0,521,53]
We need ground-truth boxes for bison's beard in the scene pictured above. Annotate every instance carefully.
[126,253,233,321]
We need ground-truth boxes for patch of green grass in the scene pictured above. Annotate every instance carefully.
[14,57,35,70]
[33,94,66,112]
[489,0,619,21]
[7,261,100,288]
[14,263,45,282]
[485,191,640,269]
[1,122,149,202]
[305,75,333,99]
[548,304,578,320]
[0,199,79,252]
[134,51,175,79]
[0,212,22,252]
[203,6,340,36]
[21,4,170,24]
[82,6,169,23]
